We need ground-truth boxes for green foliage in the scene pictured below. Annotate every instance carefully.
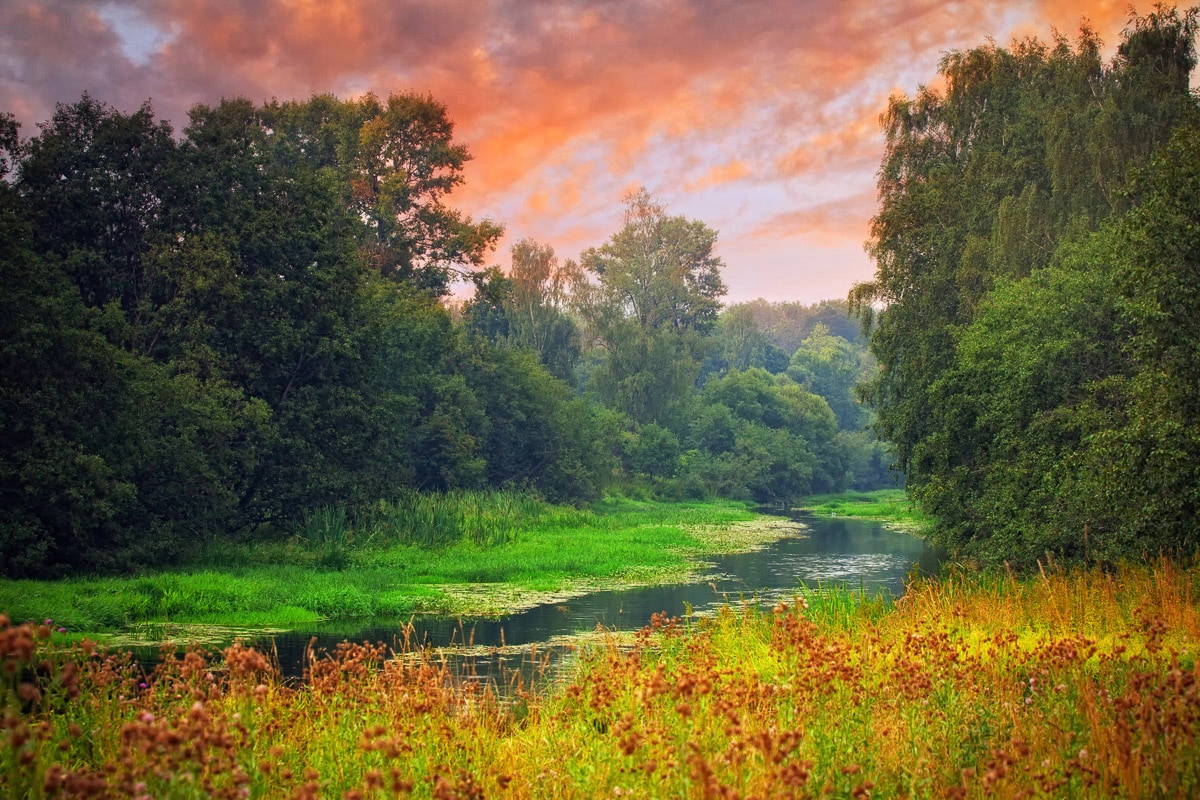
[852,8,1200,565]
[257,92,503,294]
[0,92,609,577]
[787,323,868,430]
[1080,122,1200,558]
[723,298,865,354]
[462,240,583,384]
[622,423,682,478]
[574,188,726,425]
[852,10,1198,485]
[684,369,846,505]
[707,303,790,375]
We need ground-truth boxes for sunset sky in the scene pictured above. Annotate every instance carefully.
[1,0,1134,304]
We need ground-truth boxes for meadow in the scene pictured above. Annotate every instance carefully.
[0,495,784,637]
[796,489,930,530]
[3,557,1198,798]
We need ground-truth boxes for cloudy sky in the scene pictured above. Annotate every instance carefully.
[1,0,1132,303]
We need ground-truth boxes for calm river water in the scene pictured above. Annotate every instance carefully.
[173,512,940,683]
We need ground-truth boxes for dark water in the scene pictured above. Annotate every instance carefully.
[136,513,940,683]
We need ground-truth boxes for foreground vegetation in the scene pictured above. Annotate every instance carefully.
[4,560,1198,797]
[0,496,789,635]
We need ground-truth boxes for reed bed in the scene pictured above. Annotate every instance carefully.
[4,560,1199,798]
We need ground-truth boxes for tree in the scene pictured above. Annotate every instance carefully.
[1,99,274,575]
[687,369,846,505]
[787,323,868,430]
[574,188,727,423]
[506,239,581,383]
[851,9,1198,504]
[463,240,582,384]
[259,93,503,294]
[912,240,1127,564]
[707,304,790,376]
[1089,121,1200,558]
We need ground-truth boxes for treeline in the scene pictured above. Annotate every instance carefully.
[0,94,886,577]
[853,7,1200,566]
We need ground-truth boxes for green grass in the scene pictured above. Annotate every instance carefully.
[0,495,769,636]
[796,488,930,528]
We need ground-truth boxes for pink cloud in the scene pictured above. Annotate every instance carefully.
[0,0,1137,303]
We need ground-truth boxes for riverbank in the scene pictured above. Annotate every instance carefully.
[796,488,930,531]
[0,497,802,639]
[5,560,1197,798]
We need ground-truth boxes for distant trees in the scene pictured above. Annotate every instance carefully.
[851,7,1200,565]
[574,188,726,425]
[459,188,882,503]
[463,239,581,385]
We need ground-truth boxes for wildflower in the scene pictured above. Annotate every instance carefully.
[44,619,52,625]
[57,627,66,633]
[140,712,154,723]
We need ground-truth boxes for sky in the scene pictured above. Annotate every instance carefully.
[0,0,1134,304]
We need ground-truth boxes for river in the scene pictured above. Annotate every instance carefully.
[173,512,939,685]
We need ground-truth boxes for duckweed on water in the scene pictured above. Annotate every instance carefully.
[4,560,1199,798]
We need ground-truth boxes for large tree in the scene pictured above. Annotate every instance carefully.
[850,8,1200,565]
[851,9,1198,504]
[258,93,503,294]
[574,189,727,424]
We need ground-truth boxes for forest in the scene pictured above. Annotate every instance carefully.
[851,6,1200,566]
[0,91,888,578]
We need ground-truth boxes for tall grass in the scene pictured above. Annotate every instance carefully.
[305,490,551,552]
[4,560,1199,798]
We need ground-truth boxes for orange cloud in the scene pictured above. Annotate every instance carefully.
[686,160,752,192]
[0,0,1141,303]
[751,192,877,248]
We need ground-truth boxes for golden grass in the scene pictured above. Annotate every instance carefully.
[3,559,1199,798]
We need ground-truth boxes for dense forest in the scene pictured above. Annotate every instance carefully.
[5,6,1199,578]
[0,94,886,577]
[851,7,1200,566]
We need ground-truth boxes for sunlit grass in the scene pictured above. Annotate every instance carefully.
[4,560,1198,798]
[0,495,768,634]
[798,488,930,528]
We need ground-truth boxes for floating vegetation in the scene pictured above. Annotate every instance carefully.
[101,622,293,650]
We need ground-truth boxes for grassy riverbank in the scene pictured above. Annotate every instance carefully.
[0,496,797,637]
[797,488,930,530]
[4,560,1198,798]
